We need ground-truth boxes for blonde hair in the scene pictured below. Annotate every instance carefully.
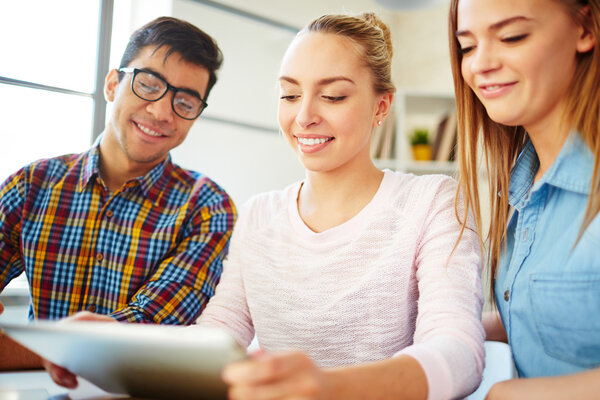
[448,0,600,301]
[301,13,396,94]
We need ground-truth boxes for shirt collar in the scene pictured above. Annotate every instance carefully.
[78,134,172,202]
[508,132,592,207]
[138,156,172,203]
[79,136,103,191]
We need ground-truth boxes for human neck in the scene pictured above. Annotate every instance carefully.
[525,113,572,183]
[97,131,162,193]
[298,159,383,233]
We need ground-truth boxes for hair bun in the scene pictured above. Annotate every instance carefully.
[360,12,393,59]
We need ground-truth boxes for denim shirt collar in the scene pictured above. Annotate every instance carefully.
[508,132,593,209]
[79,134,171,201]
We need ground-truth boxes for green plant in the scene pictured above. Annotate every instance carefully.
[410,129,429,146]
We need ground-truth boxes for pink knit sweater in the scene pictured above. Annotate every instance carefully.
[197,170,485,399]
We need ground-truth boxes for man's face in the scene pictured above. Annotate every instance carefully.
[103,45,210,170]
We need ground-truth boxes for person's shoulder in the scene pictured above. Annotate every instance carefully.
[242,183,295,214]
[167,162,201,185]
[237,182,299,229]
[168,163,234,206]
[29,152,83,171]
[385,169,456,186]
[3,152,85,187]
[384,169,457,203]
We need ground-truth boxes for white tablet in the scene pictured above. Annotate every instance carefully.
[0,320,247,399]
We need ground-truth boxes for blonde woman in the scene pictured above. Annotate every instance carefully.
[198,13,485,400]
[450,0,600,397]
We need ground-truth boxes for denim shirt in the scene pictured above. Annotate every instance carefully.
[495,133,600,377]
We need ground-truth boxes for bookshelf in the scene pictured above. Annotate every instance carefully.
[374,90,457,176]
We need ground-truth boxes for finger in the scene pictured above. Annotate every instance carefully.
[228,374,322,400]
[42,358,78,389]
[61,311,115,323]
[223,351,315,385]
[56,311,92,325]
[249,349,265,358]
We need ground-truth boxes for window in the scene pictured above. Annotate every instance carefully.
[0,0,111,183]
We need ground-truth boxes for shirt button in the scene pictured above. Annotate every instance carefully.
[504,290,510,301]
[106,210,113,219]
[96,253,104,261]
[88,304,97,313]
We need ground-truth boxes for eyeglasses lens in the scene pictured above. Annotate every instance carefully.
[132,71,204,119]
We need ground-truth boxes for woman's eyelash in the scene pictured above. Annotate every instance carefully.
[458,33,528,54]
[279,95,346,102]
[459,46,474,55]
[502,34,529,43]
[323,96,346,102]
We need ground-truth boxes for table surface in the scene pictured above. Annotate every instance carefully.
[0,370,120,400]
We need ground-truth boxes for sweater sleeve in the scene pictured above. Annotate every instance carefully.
[195,203,255,348]
[395,177,485,400]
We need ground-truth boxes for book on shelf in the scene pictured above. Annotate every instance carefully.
[431,112,457,162]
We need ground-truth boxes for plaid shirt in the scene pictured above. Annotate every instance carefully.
[0,142,236,324]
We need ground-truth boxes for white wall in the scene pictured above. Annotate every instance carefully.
[392,3,453,93]
[171,120,304,207]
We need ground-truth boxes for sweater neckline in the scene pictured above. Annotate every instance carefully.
[287,170,393,245]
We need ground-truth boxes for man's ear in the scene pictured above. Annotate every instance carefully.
[104,69,120,102]
[374,92,394,127]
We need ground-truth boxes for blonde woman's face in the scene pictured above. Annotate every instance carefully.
[277,32,388,174]
[456,0,594,135]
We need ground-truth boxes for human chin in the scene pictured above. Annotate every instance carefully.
[126,148,168,165]
[482,103,524,127]
[120,137,168,165]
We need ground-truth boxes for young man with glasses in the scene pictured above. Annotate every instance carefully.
[0,17,236,371]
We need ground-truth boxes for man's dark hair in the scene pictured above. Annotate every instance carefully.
[119,16,223,99]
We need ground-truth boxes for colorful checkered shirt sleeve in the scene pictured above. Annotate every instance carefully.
[0,146,236,324]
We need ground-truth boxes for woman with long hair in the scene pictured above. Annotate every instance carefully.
[450,0,600,397]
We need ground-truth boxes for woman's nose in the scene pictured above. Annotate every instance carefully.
[295,98,321,129]
[469,42,501,75]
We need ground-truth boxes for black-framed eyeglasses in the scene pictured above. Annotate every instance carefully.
[118,67,207,120]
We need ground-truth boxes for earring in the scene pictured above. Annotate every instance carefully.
[377,120,382,126]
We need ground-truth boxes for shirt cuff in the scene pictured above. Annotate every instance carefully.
[110,307,151,323]
[394,344,453,400]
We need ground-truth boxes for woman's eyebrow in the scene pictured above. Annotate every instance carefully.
[279,76,356,86]
[456,15,533,38]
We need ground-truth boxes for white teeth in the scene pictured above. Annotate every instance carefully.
[297,137,330,145]
[136,123,162,137]
[485,85,501,90]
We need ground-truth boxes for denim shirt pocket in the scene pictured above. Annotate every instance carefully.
[529,274,600,368]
